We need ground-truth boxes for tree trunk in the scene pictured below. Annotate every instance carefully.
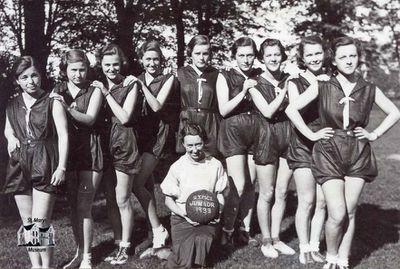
[114,0,142,75]
[172,0,185,67]
[23,0,49,87]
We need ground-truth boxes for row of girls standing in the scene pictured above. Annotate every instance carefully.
[3,33,400,269]
[163,34,400,269]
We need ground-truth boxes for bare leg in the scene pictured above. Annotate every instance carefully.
[222,155,248,232]
[132,153,160,229]
[15,192,41,268]
[256,164,276,240]
[271,158,293,239]
[32,189,56,268]
[103,168,122,243]
[321,179,346,257]
[115,170,135,244]
[309,183,326,246]
[337,177,365,264]
[294,168,315,245]
[76,171,102,254]
[239,155,257,233]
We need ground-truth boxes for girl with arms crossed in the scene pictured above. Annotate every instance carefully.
[249,38,295,258]
[91,44,140,265]
[133,40,177,250]
[217,37,261,245]
[286,36,400,269]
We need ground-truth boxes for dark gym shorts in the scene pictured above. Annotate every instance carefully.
[312,129,378,185]
[3,139,61,195]
[218,112,259,158]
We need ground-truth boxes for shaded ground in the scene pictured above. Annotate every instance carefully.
[0,104,399,268]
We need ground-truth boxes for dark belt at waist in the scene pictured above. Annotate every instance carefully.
[182,107,218,113]
[333,129,356,137]
[20,138,55,145]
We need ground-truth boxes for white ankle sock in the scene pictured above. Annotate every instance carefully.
[152,225,165,233]
[82,253,91,260]
[309,241,320,252]
[299,243,309,253]
[119,241,131,248]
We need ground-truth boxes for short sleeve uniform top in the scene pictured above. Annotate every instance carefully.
[160,154,228,215]
[176,65,221,156]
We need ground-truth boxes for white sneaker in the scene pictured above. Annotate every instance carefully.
[261,244,279,258]
[273,241,296,255]
[79,258,92,269]
[153,226,169,249]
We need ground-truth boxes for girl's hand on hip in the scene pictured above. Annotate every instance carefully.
[354,127,377,141]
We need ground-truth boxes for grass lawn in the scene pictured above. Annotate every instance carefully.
[0,104,399,269]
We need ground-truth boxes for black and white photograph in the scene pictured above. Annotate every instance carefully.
[0,0,400,268]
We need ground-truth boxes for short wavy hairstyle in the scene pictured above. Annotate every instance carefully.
[59,49,91,81]
[96,43,128,68]
[11,56,39,81]
[180,122,208,144]
[297,35,330,70]
[137,40,165,64]
[257,38,288,62]
[231,37,258,59]
[186,35,212,58]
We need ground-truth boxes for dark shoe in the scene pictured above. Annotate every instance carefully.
[235,230,250,246]
[220,230,233,246]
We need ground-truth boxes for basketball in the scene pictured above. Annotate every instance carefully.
[186,190,219,224]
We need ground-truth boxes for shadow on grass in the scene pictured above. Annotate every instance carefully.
[351,203,400,267]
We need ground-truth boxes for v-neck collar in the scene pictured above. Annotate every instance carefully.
[329,74,368,97]
[233,67,250,79]
[190,64,204,77]
[58,81,90,99]
[19,90,47,108]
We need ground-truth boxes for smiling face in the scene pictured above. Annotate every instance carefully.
[16,66,41,95]
[262,45,282,73]
[101,54,121,81]
[333,44,359,76]
[142,50,161,76]
[235,45,256,73]
[191,44,210,71]
[302,43,324,74]
[66,61,88,85]
[183,134,205,162]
